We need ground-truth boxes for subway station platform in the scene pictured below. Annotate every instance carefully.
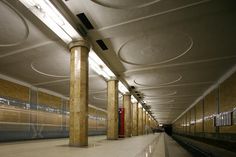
[0,1,236,156]
[0,133,192,157]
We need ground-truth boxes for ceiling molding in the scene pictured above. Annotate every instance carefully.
[90,0,161,10]
[124,55,236,74]
[89,89,107,94]
[134,74,182,87]
[33,74,99,86]
[33,79,69,86]
[31,62,69,78]
[144,91,177,98]
[118,33,193,66]
[0,0,29,47]
[138,81,213,90]
[97,0,211,31]
[145,94,199,99]
[93,94,122,101]
[88,104,107,112]
[0,41,54,58]
[147,99,175,105]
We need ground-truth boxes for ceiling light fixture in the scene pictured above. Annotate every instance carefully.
[138,103,142,108]
[131,95,137,103]
[89,50,116,80]
[118,81,129,94]
[20,0,81,43]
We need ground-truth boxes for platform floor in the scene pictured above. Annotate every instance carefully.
[0,133,192,157]
[165,134,192,157]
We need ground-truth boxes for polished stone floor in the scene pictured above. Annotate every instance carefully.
[0,133,192,157]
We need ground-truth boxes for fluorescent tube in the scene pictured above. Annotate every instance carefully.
[89,51,115,80]
[118,81,129,94]
[138,103,142,108]
[131,95,137,103]
[20,0,81,43]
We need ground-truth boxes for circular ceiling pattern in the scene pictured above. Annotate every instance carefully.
[31,57,70,78]
[118,31,193,66]
[89,77,107,92]
[134,74,182,87]
[91,0,161,9]
[93,93,123,101]
[147,99,175,104]
[144,91,177,98]
[0,1,29,47]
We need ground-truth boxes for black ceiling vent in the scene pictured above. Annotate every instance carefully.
[131,86,135,89]
[77,13,94,30]
[96,40,108,50]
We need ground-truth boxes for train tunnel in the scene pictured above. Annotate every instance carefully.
[0,0,236,157]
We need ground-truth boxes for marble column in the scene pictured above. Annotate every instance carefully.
[143,110,146,135]
[107,79,118,140]
[68,39,90,147]
[132,103,138,136]
[145,115,148,134]
[138,107,143,135]
[146,114,150,134]
[123,93,131,137]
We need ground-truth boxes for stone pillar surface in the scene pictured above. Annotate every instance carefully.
[143,110,146,134]
[132,103,138,136]
[107,79,118,140]
[69,39,90,147]
[123,94,131,137]
[138,107,143,135]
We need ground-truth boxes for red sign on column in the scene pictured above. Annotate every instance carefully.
[118,108,125,138]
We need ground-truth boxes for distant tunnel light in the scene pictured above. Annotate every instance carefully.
[89,51,115,80]
[20,0,81,43]
[118,81,129,94]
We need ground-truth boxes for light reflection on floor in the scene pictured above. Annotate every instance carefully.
[135,134,160,157]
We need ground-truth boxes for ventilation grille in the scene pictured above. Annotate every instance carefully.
[96,40,108,51]
[77,13,94,30]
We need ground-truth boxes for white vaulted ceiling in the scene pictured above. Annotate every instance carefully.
[0,0,236,124]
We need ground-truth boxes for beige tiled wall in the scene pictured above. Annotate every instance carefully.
[195,100,203,133]
[0,79,29,102]
[204,90,217,133]
[37,92,62,108]
[220,72,236,133]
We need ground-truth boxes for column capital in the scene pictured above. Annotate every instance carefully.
[68,39,90,51]
[107,77,118,82]
[123,92,131,96]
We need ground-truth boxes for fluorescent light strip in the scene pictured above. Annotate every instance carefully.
[20,0,81,43]
[138,103,142,108]
[89,51,115,80]
[118,81,129,94]
[131,95,137,103]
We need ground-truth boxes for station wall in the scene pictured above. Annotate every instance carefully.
[0,78,107,141]
[173,72,236,141]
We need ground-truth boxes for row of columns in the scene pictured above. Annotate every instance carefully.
[68,39,156,147]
